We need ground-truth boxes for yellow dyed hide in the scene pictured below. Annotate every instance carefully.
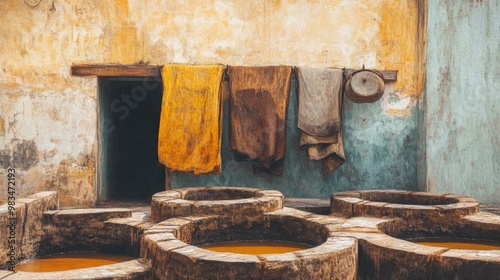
[158,65,225,174]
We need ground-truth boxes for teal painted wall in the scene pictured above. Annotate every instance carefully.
[171,79,418,198]
[424,1,500,204]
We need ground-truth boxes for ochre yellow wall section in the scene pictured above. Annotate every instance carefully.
[0,0,425,97]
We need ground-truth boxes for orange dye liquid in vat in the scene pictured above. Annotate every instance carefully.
[16,253,134,272]
[202,241,310,254]
[414,239,500,250]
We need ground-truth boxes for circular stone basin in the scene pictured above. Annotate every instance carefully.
[16,252,134,272]
[0,206,153,280]
[141,209,357,279]
[330,190,479,218]
[151,187,284,223]
[3,257,150,280]
[339,211,500,279]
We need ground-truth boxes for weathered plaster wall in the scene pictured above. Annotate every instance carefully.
[424,0,499,204]
[0,0,425,205]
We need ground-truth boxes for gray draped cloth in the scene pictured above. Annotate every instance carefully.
[297,67,345,174]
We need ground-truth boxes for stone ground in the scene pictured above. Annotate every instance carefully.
[479,204,500,215]
[285,198,500,215]
[284,198,331,214]
[96,200,151,212]
[285,199,500,216]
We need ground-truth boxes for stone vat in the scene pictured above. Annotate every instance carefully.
[150,187,283,223]
[141,208,357,280]
[0,192,153,279]
[1,259,151,280]
[328,190,500,280]
[3,189,498,279]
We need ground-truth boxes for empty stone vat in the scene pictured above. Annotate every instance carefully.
[330,190,479,218]
[150,187,283,223]
[141,208,357,280]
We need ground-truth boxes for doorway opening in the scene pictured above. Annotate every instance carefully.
[98,76,165,203]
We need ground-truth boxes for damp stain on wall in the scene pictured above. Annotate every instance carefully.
[0,140,39,170]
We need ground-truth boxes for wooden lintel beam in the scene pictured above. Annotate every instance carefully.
[345,69,398,82]
[71,64,161,77]
[71,64,398,81]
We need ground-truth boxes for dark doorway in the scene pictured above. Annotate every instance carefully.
[98,76,165,202]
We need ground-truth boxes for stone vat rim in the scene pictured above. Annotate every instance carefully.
[1,258,151,279]
[330,189,480,218]
[150,187,284,223]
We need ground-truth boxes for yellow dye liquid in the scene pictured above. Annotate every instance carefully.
[201,241,310,255]
[414,239,500,250]
[16,253,134,272]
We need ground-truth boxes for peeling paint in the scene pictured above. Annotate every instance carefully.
[0,0,424,205]
[0,88,96,206]
[382,89,416,117]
